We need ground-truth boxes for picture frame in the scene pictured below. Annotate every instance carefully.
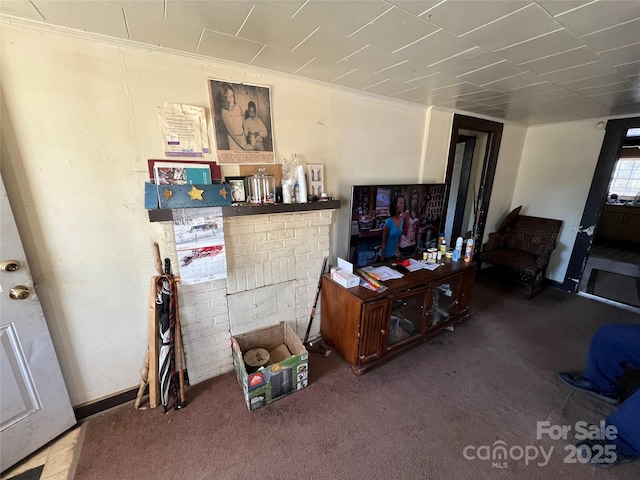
[207,79,276,165]
[306,164,325,199]
[225,176,248,203]
[148,159,222,183]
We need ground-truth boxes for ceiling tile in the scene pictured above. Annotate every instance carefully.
[503,105,579,124]
[586,89,640,107]
[541,61,618,84]
[258,1,307,17]
[428,82,486,97]
[423,0,532,36]
[0,0,44,20]
[609,102,640,115]
[482,71,549,91]
[461,92,512,104]
[349,6,440,53]
[337,45,406,74]
[599,43,640,68]
[387,1,443,16]
[430,47,504,77]
[363,77,411,97]
[165,0,252,36]
[331,68,384,91]
[615,60,640,77]
[374,61,439,84]
[237,4,317,51]
[519,46,601,74]
[392,29,476,66]
[576,81,639,97]
[535,1,594,17]
[402,71,462,91]
[579,18,640,53]
[552,0,640,37]
[461,3,563,52]
[249,44,316,74]
[495,29,583,64]
[124,1,164,18]
[293,57,358,84]
[504,81,564,96]
[125,9,201,51]
[452,90,503,102]
[560,72,629,90]
[198,29,265,65]
[458,60,527,86]
[32,0,129,38]
[525,88,583,104]
[293,0,389,37]
[555,98,614,117]
[291,28,366,64]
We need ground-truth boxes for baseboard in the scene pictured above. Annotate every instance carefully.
[73,370,190,420]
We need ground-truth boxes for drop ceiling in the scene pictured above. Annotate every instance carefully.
[2,0,640,125]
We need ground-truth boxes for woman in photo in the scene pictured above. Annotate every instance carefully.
[399,190,420,256]
[219,83,252,151]
[380,195,405,262]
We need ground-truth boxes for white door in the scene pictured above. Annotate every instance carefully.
[1,175,75,472]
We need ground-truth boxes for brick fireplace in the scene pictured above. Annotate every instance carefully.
[158,208,334,385]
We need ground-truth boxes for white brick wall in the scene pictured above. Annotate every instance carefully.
[159,209,333,385]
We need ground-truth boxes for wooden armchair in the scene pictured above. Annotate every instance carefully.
[479,208,562,299]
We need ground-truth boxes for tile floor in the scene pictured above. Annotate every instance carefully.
[1,425,84,480]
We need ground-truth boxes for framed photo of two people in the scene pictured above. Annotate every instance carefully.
[208,79,275,165]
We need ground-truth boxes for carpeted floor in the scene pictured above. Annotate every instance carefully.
[587,269,640,308]
[74,277,640,480]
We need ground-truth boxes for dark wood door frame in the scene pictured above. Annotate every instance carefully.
[443,114,504,256]
[561,116,640,293]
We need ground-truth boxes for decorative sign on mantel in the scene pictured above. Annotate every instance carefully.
[144,183,231,209]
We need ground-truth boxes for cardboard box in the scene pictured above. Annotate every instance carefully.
[331,269,360,288]
[231,322,309,412]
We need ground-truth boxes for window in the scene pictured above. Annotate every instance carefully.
[609,156,640,198]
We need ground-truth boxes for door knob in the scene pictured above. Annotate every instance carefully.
[1,260,20,272]
[9,286,30,300]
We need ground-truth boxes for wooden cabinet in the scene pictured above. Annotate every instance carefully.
[597,205,640,244]
[320,261,476,375]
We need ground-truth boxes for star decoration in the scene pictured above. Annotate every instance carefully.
[188,185,204,201]
[219,187,228,199]
[163,189,173,201]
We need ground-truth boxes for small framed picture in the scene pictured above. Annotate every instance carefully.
[225,176,248,203]
[306,164,324,199]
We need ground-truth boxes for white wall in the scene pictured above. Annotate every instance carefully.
[0,24,453,405]
[484,123,528,244]
[512,120,606,282]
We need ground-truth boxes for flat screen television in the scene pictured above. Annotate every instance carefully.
[348,183,447,267]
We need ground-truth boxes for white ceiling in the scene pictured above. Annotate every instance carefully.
[2,0,640,125]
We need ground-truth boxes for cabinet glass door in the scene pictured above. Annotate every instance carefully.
[386,289,426,349]
[428,278,462,328]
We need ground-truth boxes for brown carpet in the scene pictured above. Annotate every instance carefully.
[74,277,640,480]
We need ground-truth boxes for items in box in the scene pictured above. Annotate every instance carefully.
[231,322,309,412]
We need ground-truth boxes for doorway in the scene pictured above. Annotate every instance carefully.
[563,116,640,310]
[443,115,504,254]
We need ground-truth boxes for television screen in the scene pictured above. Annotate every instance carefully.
[348,183,447,267]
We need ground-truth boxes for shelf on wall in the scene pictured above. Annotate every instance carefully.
[148,199,341,222]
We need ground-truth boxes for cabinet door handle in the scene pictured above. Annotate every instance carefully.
[381,329,386,334]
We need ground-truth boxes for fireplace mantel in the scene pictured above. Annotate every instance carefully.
[148,200,340,222]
